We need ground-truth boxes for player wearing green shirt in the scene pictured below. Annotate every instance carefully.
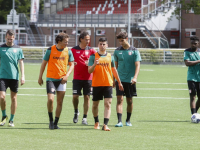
[0,30,25,127]
[184,36,200,114]
[114,32,141,127]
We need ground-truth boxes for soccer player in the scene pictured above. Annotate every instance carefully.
[88,37,123,131]
[38,32,74,129]
[0,30,25,127]
[71,31,96,125]
[184,36,200,114]
[114,32,141,127]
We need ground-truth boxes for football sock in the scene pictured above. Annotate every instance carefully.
[9,114,14,122]
[75,109,79,113]
[104,118,109,125]
[126,112,132,122]
[83,114,87,118]
[48,112,53,122]
[2,109,6,117]
[191,108,196,114]
[117,113,122,123]
[54,117,59,125]
[94,116,99,123]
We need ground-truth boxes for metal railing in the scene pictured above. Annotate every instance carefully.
[21,47,184,63]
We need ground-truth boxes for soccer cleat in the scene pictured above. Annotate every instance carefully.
[102,125,111,131]
[82,118,88,125]
[115,122,123,127]
[94,122,100,129]
[54,125,60,129]
[73,111,79,123]
[49,121,54,130]
[126,121,132,126]
[0,116,8,126]
[8,121,14,127]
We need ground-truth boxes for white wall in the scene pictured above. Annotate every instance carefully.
[145,5,179,31]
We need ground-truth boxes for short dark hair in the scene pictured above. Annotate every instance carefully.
[116,32,128,39]
[190,36,199,41]
[6,30,15,36]
[79,31,90,42]
[98,37,108,43]
[55,32,69,44]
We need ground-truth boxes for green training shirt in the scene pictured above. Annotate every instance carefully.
[184,48,200,82]
[114,46,141,83]
[0,44,24,80]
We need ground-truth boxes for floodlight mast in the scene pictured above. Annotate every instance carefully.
[75,0,78,46]
[128,0,131,43]
[12,0,15,32]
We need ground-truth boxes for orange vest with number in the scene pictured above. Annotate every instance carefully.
[92,52,113,87]
[47,45,69,79]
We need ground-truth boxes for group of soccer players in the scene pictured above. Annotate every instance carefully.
[0,30,141,131]
[1,29,200,130]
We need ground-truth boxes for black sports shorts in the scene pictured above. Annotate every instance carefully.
[0,79,19,93]
[115,81,137,98]
[92,86,112,101]
[187,81,200,96]
[72,79,92,95]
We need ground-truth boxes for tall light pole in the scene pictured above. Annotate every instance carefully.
[12,0,15,32]
[75,0,78,46]
[128,0,131,43]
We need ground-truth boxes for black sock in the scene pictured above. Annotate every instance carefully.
[75,109,79,113]
[83,114,87,118]
[54,117,59,125]
[117,113,122,123]
[191,108,196,114]
[104,118,109,125]
[94,116,99,123]
[48,112,53,122]
[126,112,132,122]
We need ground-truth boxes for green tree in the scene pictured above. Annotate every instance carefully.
[161,0,200,19]
[0,0,43,24]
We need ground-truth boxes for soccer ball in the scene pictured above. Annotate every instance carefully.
[191,113,200,123]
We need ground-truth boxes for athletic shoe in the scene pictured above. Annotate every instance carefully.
[102,125,111,131]
[0,116,8,126]
[94,122,100,129]
[82,118,88,125]
[115,122,123,127]
[73,111,79,123]
[8,121,14,127]
[49,121,54,130]
[54,125,60,129]
[126,121,132,126]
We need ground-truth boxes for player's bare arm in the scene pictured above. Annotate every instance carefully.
[131,61,140,85]
[61,62,74,84]
[88,59,99,73]
[184,60,200,66]
[112,67,124,91]
[19,59,25,86]
[38,60,48,86]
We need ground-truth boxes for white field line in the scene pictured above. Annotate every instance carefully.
[19,87,188,90]
[6,93,188,99]
[25,80,186,85]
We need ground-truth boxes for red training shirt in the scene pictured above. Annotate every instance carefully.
[71,45,96,80]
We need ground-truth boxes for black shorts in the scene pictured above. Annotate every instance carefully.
[116,81,137,98]
[0,79,19,93]
[92,86,113,101]
[46,80,66,94]
[187,81,200,96]
[73,79,92,95]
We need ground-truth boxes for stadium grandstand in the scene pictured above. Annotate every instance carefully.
[0,0,199,49]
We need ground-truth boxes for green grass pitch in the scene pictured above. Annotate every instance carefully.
[0,63,198,150]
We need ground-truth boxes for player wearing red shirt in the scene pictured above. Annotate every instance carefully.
[71,31,96,124]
